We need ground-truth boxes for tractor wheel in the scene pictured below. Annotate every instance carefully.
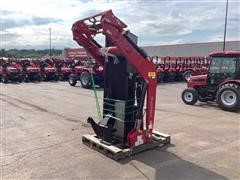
[216,83,240,111]
[58,75,64,81]
[24,75,29,82]
[175,73,183,81]
[38,75,42,82]
[181,88,198,105]
[42,74,47,81]
[183,70,193,82]
[54,75,59,81]
[68,76,77,86]
[157,73,164,82]
[80,71,92,89]
[169,72,176,82]
[2,76,8,83]
[39,75,44,82]
[18,76,23,83]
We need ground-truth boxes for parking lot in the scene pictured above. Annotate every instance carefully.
[1,82,239,179]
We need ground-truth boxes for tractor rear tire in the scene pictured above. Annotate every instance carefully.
[24,75,30,82]
[39,75,44,82]
[58,75,64,81]
[38,75,42,82]
[183,70,193,82]
[42,74,47,81]
[181,88,198,105]
[168,72,176,82]
[2,76,8,83]
[55,75,59,81]
[68,76,77,86]
[216,83,240,111]
[18,77,23,83]
[80,71,92,89]
[157,72,164,82]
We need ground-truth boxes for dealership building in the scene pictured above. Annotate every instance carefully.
[64,41,240,59]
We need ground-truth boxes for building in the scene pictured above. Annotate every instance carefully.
[64,41,240,58]
[142,41,240,57]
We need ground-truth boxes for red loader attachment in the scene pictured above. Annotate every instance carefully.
[72,10,170,160]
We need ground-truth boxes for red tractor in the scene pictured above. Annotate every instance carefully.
[182,51,240,111]
[21,60,41,82]
[182,57,210,81]
[156,63,165,82]
[153,56,165,82]
[39,59,59,81]
[54,59,73,81]
[68,59,104,88]
[0,59,23,83]
[163,57,177,82]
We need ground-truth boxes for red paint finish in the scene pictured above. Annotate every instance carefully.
[219,79,240,87]
[210,51,240,56]
[187,74,207,88]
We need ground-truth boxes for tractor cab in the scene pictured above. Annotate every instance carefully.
[207,51,240,85]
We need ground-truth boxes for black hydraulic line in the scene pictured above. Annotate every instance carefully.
[123,32,148,59]
[135,81,147,120]
[91,38,102,48]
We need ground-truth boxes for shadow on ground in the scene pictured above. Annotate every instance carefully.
[119,146,227,180]
[195,102,240,113]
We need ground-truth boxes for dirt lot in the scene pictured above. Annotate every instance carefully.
[1,82,239,179]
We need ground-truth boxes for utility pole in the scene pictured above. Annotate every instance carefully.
[49,27,52,56]
[223,0,228,51]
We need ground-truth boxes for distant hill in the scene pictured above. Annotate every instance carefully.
[0,49,63,58]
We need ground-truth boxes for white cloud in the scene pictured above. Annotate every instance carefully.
[1,0,239,49]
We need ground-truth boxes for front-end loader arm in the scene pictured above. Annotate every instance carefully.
[72,10,157,144]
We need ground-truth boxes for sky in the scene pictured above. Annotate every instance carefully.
[0,0,239,49]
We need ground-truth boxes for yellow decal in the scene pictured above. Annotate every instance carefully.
[148,72,156,79]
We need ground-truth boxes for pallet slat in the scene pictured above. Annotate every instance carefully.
[82,130,171,160]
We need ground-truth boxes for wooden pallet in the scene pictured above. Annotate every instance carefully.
[82,130,170,160]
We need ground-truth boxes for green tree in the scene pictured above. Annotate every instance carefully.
[0,49,6,57]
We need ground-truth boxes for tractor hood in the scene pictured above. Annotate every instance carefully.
[61,67,72,72]
[189,74,207,81]
[188,74,207,88]
[27,67,40,72]
[75,66,84,70]
[6,66,18,72]
[44,67,56,72]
